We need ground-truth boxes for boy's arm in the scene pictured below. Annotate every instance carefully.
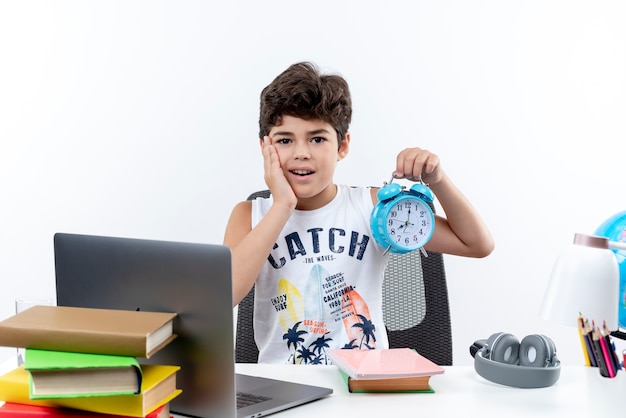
[224,199,293,306]
[393,147,494,258]
[424,171,494,257]
[224,139,297,306]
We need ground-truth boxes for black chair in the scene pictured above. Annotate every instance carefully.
[235,190,453,365]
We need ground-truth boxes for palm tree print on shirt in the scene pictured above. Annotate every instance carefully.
[283,324,335,364]
[283,321,307,364]
[282,316,377,363]
[351,314,377,349]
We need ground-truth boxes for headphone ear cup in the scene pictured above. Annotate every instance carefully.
[519,334,556,367]
[487,332,520,365]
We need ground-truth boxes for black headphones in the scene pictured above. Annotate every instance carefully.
[470,332,561,388]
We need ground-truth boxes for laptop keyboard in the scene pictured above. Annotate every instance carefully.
[236,392,272,409]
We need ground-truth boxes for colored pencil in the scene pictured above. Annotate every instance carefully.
[591,325,610,377]
[595,325,616,378]
[577,315,591,366]
[602,320,622,371]
[583,319,598,367]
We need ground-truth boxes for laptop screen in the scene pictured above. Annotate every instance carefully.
[54,233,236,418]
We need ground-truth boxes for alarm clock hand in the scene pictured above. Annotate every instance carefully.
[398,206,414,229]
[403,220,416,233]
[396,218,412,230]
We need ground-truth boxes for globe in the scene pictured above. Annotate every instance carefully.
[595,211,626,328]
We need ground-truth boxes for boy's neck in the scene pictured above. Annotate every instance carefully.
[295,184,338,211]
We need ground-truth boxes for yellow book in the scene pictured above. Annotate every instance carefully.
[0,364,181,418]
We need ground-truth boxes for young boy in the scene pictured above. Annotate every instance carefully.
[224,62,494,364]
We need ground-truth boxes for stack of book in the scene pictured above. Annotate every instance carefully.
[0,305,181,417]
[327,348,445,393]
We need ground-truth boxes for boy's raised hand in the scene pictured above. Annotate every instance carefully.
[262,136,297,209]
[393,147,444,185]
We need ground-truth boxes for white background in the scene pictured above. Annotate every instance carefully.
[1,1,625,366]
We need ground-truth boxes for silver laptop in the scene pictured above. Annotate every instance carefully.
[53,233,332,418]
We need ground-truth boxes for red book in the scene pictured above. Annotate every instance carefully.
[0,403,169,418]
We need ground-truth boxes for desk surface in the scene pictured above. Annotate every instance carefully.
[234,363,625,417]
[0,358,623,417]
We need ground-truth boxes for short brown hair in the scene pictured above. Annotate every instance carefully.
[259,62,352,145]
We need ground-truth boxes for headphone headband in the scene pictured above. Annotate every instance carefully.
[474,348,561,388]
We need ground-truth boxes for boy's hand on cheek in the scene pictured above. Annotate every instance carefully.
[393,147,444,185]
[262,137,297,209]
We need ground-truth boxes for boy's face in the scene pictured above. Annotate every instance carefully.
[264,115,350,204]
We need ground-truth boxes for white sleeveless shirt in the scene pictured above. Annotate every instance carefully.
[251,185,390,364]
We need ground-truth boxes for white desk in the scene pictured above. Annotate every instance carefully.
[1,357,623,417]
[235,363,625,417]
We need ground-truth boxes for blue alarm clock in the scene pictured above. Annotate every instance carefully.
[370,179,435,255]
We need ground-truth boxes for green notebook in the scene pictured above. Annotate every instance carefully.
[24,348,142,399]
[338,369,435,394]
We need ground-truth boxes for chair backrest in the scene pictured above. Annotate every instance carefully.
[235,190,452,365]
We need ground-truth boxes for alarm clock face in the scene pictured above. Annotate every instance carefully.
[381,195,434,251]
